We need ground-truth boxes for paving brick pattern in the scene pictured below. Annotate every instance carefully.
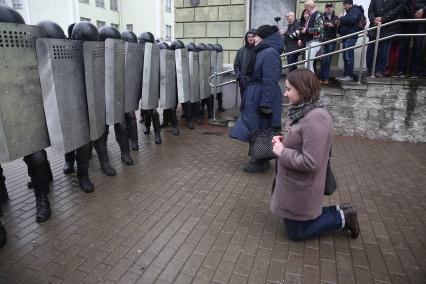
[0,116,425,284]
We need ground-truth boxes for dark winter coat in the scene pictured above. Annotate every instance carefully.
[338,5,364,37]
[368,0,405,38]
[229,32,284,142]
[284,19,301,52]
[322,12,339,41]
[304,10,324,42]
[234,29,257,88]
[402,0,426,18]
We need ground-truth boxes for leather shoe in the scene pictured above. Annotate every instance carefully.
[121,154,134,165]
[343,207,360,239]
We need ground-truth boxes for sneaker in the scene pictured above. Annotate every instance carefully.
[375,72,384,78]
[343,207,360,239]
[340,76,353,81]
[393,71,405,78]
[410,73,418,79]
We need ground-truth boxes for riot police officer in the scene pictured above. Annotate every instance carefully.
[98,26,134,165]
[37,20,95,193]
[0,6,51,223]
[121,31,140,151]
[139,32,162,144]
[197,43,214,120]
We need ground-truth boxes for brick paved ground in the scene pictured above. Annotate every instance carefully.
[0,115,425,284]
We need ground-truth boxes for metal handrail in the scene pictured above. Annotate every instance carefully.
[209,18,426,88]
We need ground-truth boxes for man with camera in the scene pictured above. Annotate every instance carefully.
[283,12,301,72]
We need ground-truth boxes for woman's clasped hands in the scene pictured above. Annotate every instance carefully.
[272,135,284,157]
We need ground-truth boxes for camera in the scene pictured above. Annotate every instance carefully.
[274,17,281,22]
[288,28,303,40]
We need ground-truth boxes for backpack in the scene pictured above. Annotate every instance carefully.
[357,6,367,30]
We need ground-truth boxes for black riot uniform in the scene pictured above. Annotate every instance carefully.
[36,21,94,194]
[138,32,162,144]
[0,6,52,229]
[0,164,7,249]
[159,42,180,136]
[186,43,202,124]
[197,43,214,120]
[168,40,194,130]
[121,31,140,151]
[97,26,134,167]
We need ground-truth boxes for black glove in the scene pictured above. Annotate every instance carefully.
[258,107,272,115]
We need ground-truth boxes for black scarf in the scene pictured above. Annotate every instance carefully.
[287,97,324,125]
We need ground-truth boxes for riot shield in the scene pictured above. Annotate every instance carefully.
[105,38,125,124]
[159,49,177,109]
[175,49,191,104]
[141,42,160,110]
[0,23,50,162]
[216,51,224,93]
[83,41,107,141]
[198,50,211,99]
[124,42,144,112]
[210,49,218,95]
[36,38,90,154]
[188,51,200,103]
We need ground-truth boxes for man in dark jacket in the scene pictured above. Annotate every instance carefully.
[396,0,426,78]
[283,12,300,72]
[337,0,364,81]
[320,2,339,84]
[367,0,404,77]
[234,29,256,98]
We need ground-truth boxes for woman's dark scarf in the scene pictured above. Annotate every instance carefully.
[287,97,324,125]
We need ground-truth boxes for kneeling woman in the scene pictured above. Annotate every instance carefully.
[271,69,359,240]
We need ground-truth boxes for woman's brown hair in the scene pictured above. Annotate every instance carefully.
[287,69,321,102]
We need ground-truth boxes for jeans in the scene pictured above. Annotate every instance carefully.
[284,206,342,241]
[287,53,299,72]
[398,23,426,75]
[342,37,357,76]
[305,40,321,73]
[320,42,337,80]
[366,39,391,75]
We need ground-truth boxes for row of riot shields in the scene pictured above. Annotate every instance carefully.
[0,22,223,163]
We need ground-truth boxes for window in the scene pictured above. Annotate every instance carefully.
[96,20,106,29]
[110,0,118,11]
[111,23,119,30]
[12,0,23,9]
[165,0,171,13]
[80,17,91,22]
[126,24,133,32]
[95,0,104,8]
[79,0,89,3]
[165,25,172,41]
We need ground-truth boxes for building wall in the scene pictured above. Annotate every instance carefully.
[175,0,246,64]
[2,0,78,33]
[79,0,120,27]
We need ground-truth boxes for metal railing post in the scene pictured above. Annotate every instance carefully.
[371,22,381,77]
[357,26,368,83]
[306,44,312,71]
[213,53,218,121]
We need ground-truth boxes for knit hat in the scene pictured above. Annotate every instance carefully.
[256,25,279,39]
[343,0,353,4]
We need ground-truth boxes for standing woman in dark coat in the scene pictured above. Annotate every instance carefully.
[230,25,284,173]
[234,29,257,98]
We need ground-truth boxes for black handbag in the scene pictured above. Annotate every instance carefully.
[249,128,276,160]
[324,149,336,195]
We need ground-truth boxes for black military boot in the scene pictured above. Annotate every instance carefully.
[171,109,180,136]
[139,108,145,123]
[152,111,162,144]
[63,151,75,174]
[93,130,117,176]
[192,102,202,124]
[126,112,139,151]
[217,92,225,112]
[0,221,6,250]
[161,109,170,128]
[76,144,94,193]
[143,110,152,134]
[115,122,134,165]
[207,95,214,119]
[0,165,9,204]
[182,102,194,129]
[24,151,52,223]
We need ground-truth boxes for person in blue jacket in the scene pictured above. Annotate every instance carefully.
[229,25,284,173]
[336,0,364,81]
